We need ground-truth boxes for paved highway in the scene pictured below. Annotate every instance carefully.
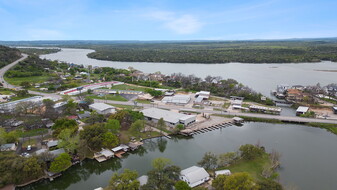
[2,55,337,124]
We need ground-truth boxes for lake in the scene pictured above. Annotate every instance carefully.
[22,122,337,190]
[40,48,337,97]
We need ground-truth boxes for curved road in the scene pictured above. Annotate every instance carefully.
[2,55,337,124]
[0,53,61,99]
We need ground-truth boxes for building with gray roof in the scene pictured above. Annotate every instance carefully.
[180,166,210,188]
[141,108,196,127]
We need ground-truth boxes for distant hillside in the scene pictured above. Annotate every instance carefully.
[1,38,337,63]
[0,45,21,68]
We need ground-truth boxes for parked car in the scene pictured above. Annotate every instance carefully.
[27,145,32,151]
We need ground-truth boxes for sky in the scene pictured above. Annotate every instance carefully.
[0,0,336,41]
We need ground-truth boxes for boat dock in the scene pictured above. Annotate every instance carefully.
[179,117,236,136]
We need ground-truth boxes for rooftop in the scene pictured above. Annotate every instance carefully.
[47,140,59,148]
[89,103,115,111]
[296,106,309,113]
[181,166,209,186]
[141,108,194,124]
[137,175,148,186]
[162,95,191,104]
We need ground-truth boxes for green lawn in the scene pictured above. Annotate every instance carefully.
[111,84,148,92]
[5,75,50,86]
[119,130,162,144]
[225,153,272,181]
[87,94,128,102]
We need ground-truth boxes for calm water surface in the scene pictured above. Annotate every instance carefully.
[23,122,337,190]
[40,48,337,96]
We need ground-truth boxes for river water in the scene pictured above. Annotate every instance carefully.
[40,48,337,97]
[22,122,337,190]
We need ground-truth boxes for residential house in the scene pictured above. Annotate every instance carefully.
[0,143,17,151]
[180,166,210,188]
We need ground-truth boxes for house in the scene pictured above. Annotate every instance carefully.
[94,149,114,162]
[50,148,65,156]
[47,140,59,149]
[215,169,231,177]
[332,107,337,114]
[180,166,210,188]
[111,144,129,158]
[89,103,116,114]
[128,141,144,151]
[137,175,148,186]
[296,106,309,116]
[0,143,17,151]
[286,89,304,102]
[141,108,196,127]
[162,95,191,105]
[292,85,305,91]
[78,111,91,119]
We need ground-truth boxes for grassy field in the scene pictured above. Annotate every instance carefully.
[119,130,162,144]
[87,94,128,102]
[225,153,272,181]
[111,84,148,92]
[4,75,50,86]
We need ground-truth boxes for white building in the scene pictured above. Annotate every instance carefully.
[215,169,231,177]
[180,166,210,188]
[141,108,196,127]
[0,96,57,113]
[296,106,309,116]
[162,95,191,105]
[89,103,116,115]
[195,91,210,99]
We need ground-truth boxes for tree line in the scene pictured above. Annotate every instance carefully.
[85,41,337,63]
[0,45,21,68]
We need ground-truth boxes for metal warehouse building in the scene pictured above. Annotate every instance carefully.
[141,108,196,127]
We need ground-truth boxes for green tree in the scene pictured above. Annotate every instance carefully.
[52,118,78,137]
[57,129,79,153]
[212,174,228,190]
[175,181,191,190]
[130,120,145,137]
[144,158,181,190]
[20,81,31,88]
[65,99,78,115]
[197,152,218,170]
[218,152,237,167]
[5,130,19,143]
[145,89,163,97]
[105,119,121,133]
[49,153,72,173]
[23,157,44,180]
[223,172,258,190]
[109,169,140,190]
[79,124,107,151]
[102,132,119,148]
[257,180,283,190]
[239,144,265,160]
[157,118,166,135]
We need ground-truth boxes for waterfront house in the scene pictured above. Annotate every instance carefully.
[94,149,114,162]
[89,103,116,115]
[111,144,129,158]
[215,169,231,177]
[141,108,196,127]
[128,141,144,151]
[286,89,304,102]
[180,166,210,188]
[296,106,309,116]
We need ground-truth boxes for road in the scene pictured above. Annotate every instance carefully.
[96,99,337,124]
[0,53,61,99]
[2,55,337,125]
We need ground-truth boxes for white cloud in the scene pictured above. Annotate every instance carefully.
[146,11,203,34]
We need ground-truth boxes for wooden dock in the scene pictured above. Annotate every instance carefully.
[180,121,234,136]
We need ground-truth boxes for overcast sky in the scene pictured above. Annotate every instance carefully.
[0,0,336,41]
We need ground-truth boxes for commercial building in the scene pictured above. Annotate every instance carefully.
[0,96,56,113]
[180,166,210,188]
[162,95,191,105]
[89,103,116,115]
[141,108,196,127]
[195,91,210,99]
